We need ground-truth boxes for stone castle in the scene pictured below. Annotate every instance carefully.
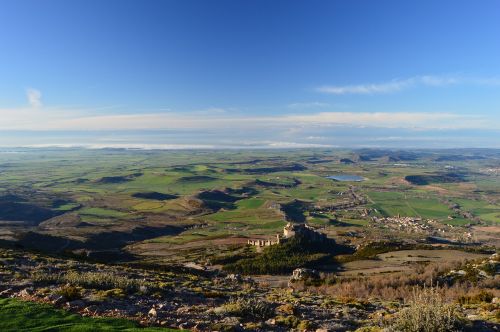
[246,234,281,247]
[247,222,328,247]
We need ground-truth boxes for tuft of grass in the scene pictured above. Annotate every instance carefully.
[388,286,466,332]
[64,271,143,292]
[57,285,82,301]
[33,270,146,293]
[457,290,494,305]
[219,297,275,320]
[275,315,300,328]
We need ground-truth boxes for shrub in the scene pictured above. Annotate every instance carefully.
[64,271,143,292]
[276,303,295,315]
[337,241,415,263]
[275,315,300,328]
[388,286,465,332]
[297,319,313,331]
[32,270,59,284]
[57,285,81,301]
[210,246,256,265]
[300,261,499,302]
[481,262,498,276]
[219,297,274,320]
[202,290,226,298]
[457,290,494,305]
[102,288,127,299]
[209,323,239,332]
[34,270,147,293]
[354,327,383,332]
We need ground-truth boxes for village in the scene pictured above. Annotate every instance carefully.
[370,215,475,243]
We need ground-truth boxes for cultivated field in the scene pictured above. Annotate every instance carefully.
[0,148,498,330]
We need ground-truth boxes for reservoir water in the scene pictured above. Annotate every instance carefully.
[326,174,364,182]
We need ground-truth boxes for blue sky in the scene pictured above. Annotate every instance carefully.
[0,0,499,148]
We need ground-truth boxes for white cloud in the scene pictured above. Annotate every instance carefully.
[317,79,413,95]
[26,88,42,108]
[287,102,330,109]
[0,86,497,132]
[22,143,217,150]
[418,75,459,86]
[191,107,228,115]
[18,141,339,150]
[0,105,494,131]
[316,75,499,95]
[266,142,336,148]
[285,112,452,126]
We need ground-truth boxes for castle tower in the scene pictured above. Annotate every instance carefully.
[283,222,296,238]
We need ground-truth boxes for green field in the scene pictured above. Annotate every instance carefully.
[453,198,500,223]
[368,191,458,221]
[0,147,497,266]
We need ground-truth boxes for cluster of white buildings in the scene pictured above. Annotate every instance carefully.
[373,216,443,234]
[372,215,475,243]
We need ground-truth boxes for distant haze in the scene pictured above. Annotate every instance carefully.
[0,129,498,150]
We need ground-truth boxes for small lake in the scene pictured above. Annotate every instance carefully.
[326,174,364,182]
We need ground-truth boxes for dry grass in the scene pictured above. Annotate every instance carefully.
[33,270,146,293]
[57,284,82,301]
[387,286,465,332]
[218,297,275,320]
[298,262,500,302]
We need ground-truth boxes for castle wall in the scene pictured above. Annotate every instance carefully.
[248,222,329,247]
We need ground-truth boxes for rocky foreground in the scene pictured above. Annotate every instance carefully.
[0,248,498,331]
